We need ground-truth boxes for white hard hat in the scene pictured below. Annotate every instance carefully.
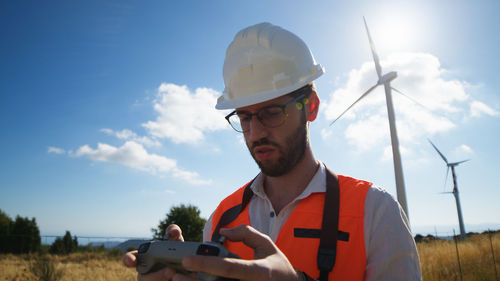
[216,22,324,110]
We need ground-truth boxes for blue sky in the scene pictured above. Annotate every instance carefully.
[1,0,499,239]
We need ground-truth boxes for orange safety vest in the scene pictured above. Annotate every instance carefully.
[211,172,371,281]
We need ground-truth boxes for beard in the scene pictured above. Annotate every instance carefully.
[247,123,308,177]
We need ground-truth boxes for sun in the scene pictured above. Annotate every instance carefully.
[366,13,422,54]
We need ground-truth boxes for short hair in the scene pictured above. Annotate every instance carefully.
[286,83,316,99]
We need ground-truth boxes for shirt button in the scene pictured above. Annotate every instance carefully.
[270,211,275,217]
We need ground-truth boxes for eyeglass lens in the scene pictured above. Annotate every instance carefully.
[227,94,305,132]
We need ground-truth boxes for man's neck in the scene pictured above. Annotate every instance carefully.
[262,149,319,215]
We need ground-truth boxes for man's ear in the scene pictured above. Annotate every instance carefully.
[307,92,320,122]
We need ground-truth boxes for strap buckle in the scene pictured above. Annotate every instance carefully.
[317,246,336,271]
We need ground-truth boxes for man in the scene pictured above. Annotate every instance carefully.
[124,22,421,281]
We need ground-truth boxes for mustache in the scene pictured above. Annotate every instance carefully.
[251,138,280,150]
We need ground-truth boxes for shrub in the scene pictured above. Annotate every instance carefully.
[29,254,64,281]
[50,231,78,255]
[107,248,123,259]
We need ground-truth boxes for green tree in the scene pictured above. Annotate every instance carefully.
[10,215,41,253]
[152,204,206,242]
[0,209,13,253]
[50,231,78,255]
[0,210,41,254]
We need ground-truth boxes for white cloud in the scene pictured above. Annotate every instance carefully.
[66,83,232,185]
[344,115,388,151]
[382,145,410,162]
[142,83,230,144]
[320,128,333,140]
[101,128,161,147]
[382,146,393,162]
[237,134,246,146]
[101,128,135,139]
[322,52,491,153]
[459,144,473,154]
[470,101,499,117]
[48,146,65,154]
[74,141,211,185]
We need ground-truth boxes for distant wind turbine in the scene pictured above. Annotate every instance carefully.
[330,17,410,220]
[428,139,469,240]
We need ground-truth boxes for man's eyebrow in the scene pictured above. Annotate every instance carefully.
[235,110,251,115]
[236,103,285,115]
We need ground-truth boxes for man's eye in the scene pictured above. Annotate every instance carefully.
[261,108,282,118]
[238,114,252,122]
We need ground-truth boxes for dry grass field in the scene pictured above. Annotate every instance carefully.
[1,232,498,281]
[417,232,500,281]
[0,252,136,281]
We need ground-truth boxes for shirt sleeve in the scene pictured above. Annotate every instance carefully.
[203,212,214,242]
[363,186,422,281]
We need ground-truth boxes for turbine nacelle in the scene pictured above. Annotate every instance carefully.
[378,71,398,85]
[448,159,470,167]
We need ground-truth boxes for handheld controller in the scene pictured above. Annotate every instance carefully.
[136,240,239,281]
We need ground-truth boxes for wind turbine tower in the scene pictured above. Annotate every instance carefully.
[428,139,469,240]
[330,17,409,219]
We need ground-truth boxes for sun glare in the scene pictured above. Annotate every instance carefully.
[367,14,422,54]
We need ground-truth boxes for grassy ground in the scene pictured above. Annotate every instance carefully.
[1,232,498,281]
[0,253,136,281]
[417,232,499,281]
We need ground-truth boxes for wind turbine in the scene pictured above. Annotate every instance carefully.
[330,17,409,220]
[428,139,469,240]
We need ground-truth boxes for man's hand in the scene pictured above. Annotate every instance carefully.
[123,224,185,281]
[178,225,302,281]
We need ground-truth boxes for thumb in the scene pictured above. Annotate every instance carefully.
[123,250,137,267]
[220,225,276,257]
[166,224,184,241]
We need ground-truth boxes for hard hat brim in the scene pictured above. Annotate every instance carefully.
[216,65,324,110]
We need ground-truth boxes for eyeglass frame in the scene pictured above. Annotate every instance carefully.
[224,93,308,133]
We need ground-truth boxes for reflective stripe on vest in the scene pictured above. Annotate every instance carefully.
[211,174,371,281]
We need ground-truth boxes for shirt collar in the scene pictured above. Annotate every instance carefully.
[250,162,327,201]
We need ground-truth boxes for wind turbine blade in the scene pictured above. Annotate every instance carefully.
[450,159,470,166]
[392,87,431,111]
[329,84,378,126]
[392,87,450,120]
[428,139,449,164]
[363,16,382,79]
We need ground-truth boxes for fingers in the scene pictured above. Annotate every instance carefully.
[167,224,184,241]
[136,267,177,281]
[220,225,276,257]
[129,223,185,280]
[181,225,276,280]
[183,255,266,281]
[124,249,183,280]
[171,272,200,281]
[123,250,138,267]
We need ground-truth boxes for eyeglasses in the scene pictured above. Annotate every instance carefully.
[225,94,307,133]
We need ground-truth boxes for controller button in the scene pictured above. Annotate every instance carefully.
[138,242,151,253]
[196,244,220,256]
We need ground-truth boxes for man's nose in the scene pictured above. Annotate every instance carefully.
[246,115,268,142]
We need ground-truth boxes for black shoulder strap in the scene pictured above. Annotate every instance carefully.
[211,180,255,243]
[317,167,340,281]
